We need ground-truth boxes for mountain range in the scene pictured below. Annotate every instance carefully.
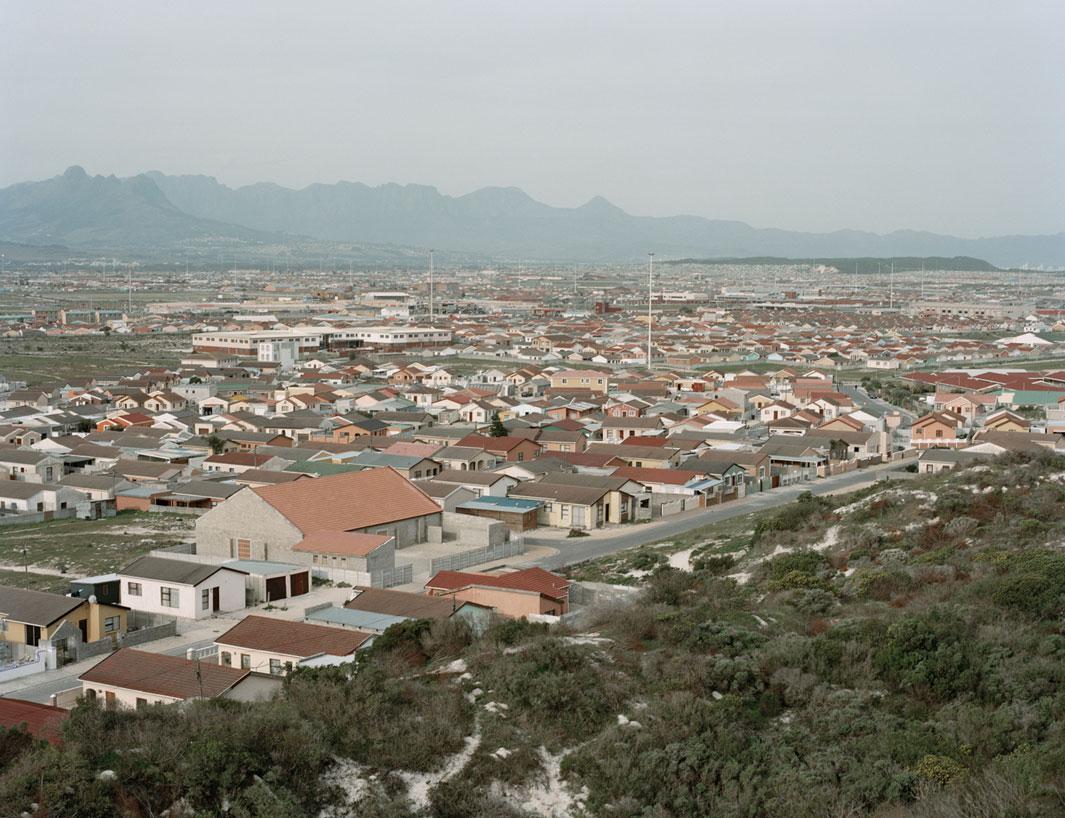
[1,166,1062,267]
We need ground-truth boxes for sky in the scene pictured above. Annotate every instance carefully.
[2,1,1063,237]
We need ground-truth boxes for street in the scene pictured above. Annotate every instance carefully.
[525,460,910,570]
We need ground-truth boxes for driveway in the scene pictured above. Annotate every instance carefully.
[524,461,910,571]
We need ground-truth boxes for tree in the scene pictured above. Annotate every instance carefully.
[207,433,225,455]
[488,412,507,437]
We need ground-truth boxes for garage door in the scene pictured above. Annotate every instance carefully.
[265,576,287,601]
[290,571,309,597]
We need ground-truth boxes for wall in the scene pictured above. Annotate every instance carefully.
[441,511,507,547]
[216,643,302,676]
[195,490,303,560]
[82,680,182,708]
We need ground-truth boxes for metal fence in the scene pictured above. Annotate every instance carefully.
[428,537,527,575]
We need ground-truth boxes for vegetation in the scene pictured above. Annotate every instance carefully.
[3,453,1065,816]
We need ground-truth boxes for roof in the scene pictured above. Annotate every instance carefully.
[215,615,371,657]
[0,697,68,744]
[457,496,542,513]
[343,586,463,619]
[293,531,393,557]
[79,648,249,700]
[118,556,246,586]
[425,567,570,600]
[433,468,512,486]
[508,480,611,506]
[251,467,440,534]
[0,585,84,627]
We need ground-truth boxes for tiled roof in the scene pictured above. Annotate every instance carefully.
[425,567,570,600]
[119,556,244,586]
[252,467,440,534]
[0,697,68,744]
[292,531,392,557]
[344,586,460,619]
[80,648,249,700]
[215,615,371,657]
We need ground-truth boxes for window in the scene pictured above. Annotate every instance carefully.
[136,698,147,709]
[103,616,120,634]
[221,651,232,667]
[160,587,179,608]
[269,658,283,675]
[241,654,251,669]
[127,582,142,597]
[201,589,211,611]
[237,539,251,559]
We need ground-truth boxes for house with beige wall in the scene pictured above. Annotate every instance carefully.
[214,615,372,676]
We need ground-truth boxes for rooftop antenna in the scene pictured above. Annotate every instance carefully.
[429,249,435,323]
[647,252,654,368]
[348,261,353,293]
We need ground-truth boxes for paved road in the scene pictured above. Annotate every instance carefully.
[525,462,910,570]
[839,383,917,422]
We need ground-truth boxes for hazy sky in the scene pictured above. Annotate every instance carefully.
[2,1,1063,237]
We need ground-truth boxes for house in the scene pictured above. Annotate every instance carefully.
[456,433,541,463]
[196,467,442,560]
[547,369,610,395]
[290,531,396,579]
[600,416,662,444]
[433,445,501,472]
[429,469,518,497]
[316,586,493,634]
[584,442,682,469]
[0,698,68,744]
[202,451,289,474]
[916,448,989,474]
[79,648,280,707]
[0,450,65,483]
[214,615,373,675]
[424,567,571,617]
[982,410,1030,433]
[0,585,128,647]
[0,482,83,514]
[455,496,542,532]
[117,556,247,619]
[910,411,967,450]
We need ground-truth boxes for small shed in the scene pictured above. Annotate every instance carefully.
[224,560,311,604]
[68,574,121,607]
[455,496,542,532]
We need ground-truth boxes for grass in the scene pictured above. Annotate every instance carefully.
[0,333,190,386]
[0,511,195,576]
[0,568,72,594]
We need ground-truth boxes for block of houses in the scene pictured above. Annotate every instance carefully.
[196,467,441,562]
[424,567,570,617]
[510,472,643,528]
[0,585,128,648]
[79,648,280,707]
[214,615,373,675]
[433,445,501,472]
[117,556,247,619]
[584,442,682,469]
[202,451,289,474]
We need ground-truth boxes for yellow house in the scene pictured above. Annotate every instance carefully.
[0,585,127,648]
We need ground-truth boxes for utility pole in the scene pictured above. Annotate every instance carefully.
[647,253,654,368]
[127,263,133,315]
[889,260,894,310]
[429,249,435,323]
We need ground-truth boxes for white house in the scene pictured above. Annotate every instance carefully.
[117,556,246,619]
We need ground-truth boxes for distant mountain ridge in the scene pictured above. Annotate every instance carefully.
[1,166,1062,267]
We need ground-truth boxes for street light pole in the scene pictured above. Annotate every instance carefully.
[647,253,654,369]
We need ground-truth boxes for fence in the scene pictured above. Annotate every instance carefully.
[0,508,77,527]
[186,645,219,662]
[428,537,527,574]
[0,649,48,683]
[121,620,178,647]
[371,564,414,588]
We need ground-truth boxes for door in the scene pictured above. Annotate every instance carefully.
[78,619,88,643]
[289,571,309,597]
[265,576,287,602]
[105,691,116,709]
[212,587,220,612]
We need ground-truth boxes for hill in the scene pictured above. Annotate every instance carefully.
[663,255,1002,273]
[147,171,1065,267]
[1,168,1062,266]
[3,451,1064,816]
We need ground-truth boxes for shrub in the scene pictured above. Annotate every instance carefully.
[913,754,966,786]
